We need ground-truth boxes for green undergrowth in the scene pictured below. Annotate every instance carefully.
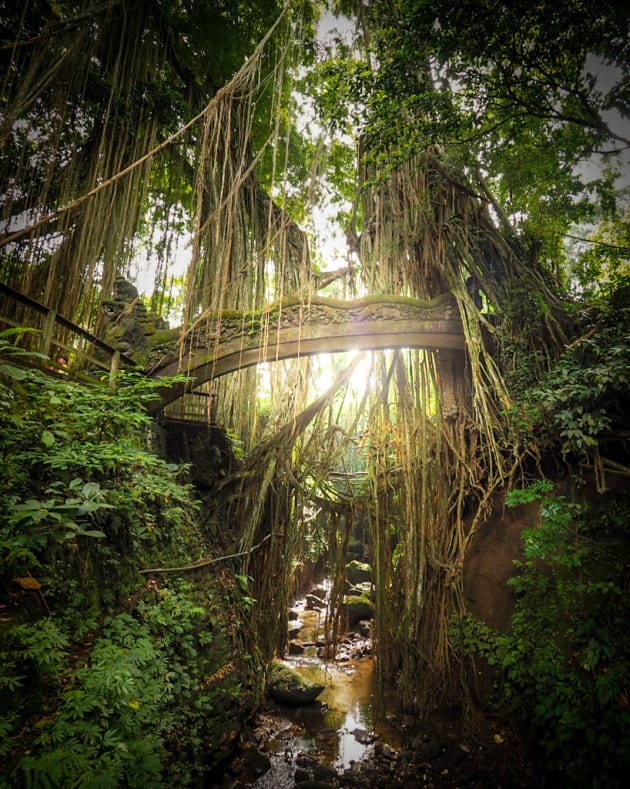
[0,331,261,787]
[458,481,630,786]
[457,286,630,785]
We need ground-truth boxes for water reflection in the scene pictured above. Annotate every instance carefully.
[250,590,402,787]
[336,706,372,769]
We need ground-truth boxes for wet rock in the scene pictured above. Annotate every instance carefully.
[295,767,311,782]
[305,593,326,610]
[288,640,305,655]
[226,746,271,782]
[288,608,300,620]
[345,560,373,584]
[293,783,337,789]
[341,595,374,626]
[288,625,302,639]
[335,638,364,661]
[267,661,324,706]
[352,581,375,599]
[310,585,328,599]
[296,753,318,769]
[374,741,397,760]
[352,727,374,744]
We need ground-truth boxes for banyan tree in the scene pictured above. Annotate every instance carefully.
[2,0,600,715]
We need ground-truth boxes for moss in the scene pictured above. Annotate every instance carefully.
[304,292,455,310]
[345,560,373,584]
[341,595,374,625]
[146,327,181,346]
[183,292,455,327]
[266,661,324,705]
[105,325,126,341]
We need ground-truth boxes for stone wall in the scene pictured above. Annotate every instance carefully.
[463,496,538,631]
[153,418,234,489]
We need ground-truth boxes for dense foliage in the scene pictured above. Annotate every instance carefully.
[461,480,630,785]
[317,0,629,280]
[2,1,630,784]
[458,285,630,785]
[0,335,258,786]
[527,285,630,464]
[0,0,316,327]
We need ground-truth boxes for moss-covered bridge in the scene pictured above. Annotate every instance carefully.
[1,283,467,416]
[135,293,466,411]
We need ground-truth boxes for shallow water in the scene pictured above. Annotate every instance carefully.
[250,594,403,787]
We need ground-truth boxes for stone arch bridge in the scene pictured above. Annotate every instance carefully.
[138,293,467,416]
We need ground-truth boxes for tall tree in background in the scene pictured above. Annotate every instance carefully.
[310,0,629,709]
[0,0,315,327]
[332,0,629,280]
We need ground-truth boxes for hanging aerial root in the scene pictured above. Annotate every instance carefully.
[0,3,291,255]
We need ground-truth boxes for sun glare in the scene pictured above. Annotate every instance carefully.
[309,350,374,399]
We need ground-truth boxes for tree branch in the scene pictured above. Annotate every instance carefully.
[139,534,272,575]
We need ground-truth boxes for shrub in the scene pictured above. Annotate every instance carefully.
[459,482,630,786]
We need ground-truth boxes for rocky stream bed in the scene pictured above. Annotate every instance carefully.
[214,577,538,789]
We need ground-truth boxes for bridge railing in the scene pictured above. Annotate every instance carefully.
[162,390,217,422]
[0,282,137,386]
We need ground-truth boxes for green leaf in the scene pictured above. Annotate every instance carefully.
[0,363,28,380]
[81,482,102,498]
[77,529,107,539]
[41,430,55,447]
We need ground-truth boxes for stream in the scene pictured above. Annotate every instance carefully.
[221,583,404,788]
[217,584,536,789]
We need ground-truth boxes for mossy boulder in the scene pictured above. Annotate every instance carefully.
[341,595,374,626]
[345,560,372,585]
[267,662,324,706]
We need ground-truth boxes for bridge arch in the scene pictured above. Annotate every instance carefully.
[146,294,467,413]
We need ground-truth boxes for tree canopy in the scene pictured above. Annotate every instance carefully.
[318,0,629,281]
